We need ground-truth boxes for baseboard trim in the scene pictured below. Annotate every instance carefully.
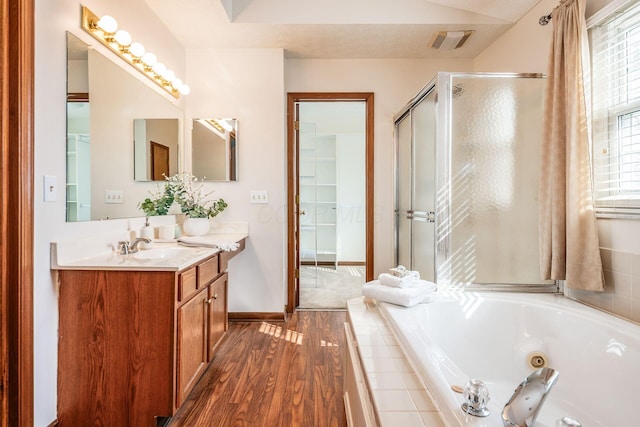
[228,312,287,322]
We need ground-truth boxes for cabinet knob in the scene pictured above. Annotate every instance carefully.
[213,294,218,299]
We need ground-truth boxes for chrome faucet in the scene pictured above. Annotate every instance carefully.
[502,367,559,427]
[118,238,151,255]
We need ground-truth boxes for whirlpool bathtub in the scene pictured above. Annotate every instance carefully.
[378,292,640,426]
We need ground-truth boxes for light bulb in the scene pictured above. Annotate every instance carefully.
[171,78,182,89]
[141,52,157,67]
[96,15,118,34]
[129,42,145,58]
[161,69,175,82]
[179,84,190,95]
[219,120,234,132]
[114,30,131,47]
[152,62,167,76]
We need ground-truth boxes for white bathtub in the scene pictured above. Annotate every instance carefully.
[378,292,640,427]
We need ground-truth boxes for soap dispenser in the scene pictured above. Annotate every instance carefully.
[140,217,154,249]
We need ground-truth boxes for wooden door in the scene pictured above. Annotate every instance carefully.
[150,141,170,180]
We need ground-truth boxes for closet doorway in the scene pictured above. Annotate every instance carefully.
[287,93,374,311]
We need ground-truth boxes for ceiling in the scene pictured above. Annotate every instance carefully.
[144,0,543,59]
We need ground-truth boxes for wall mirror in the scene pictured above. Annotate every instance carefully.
[192,118,238,181]
[66,32,183,222]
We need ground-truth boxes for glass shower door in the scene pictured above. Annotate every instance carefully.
[395,87,437,282]
[437,73,554,289]
[411,90,436,281]
[396,114,412,269]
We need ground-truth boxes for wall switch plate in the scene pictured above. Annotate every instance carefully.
[250,190,269,204]
[105,189,124,204]
[44,175,57,202]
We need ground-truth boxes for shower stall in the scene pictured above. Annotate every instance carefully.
[395,72,556,291]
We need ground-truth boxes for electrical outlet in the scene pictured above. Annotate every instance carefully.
[250,190,269,204]
[105,189,124,204]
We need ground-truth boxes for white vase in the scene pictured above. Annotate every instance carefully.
[182,217,210,236]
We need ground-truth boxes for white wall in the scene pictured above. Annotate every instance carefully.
[285,58,475,275]
[474,0,557,74]
[185,48,286,313]
[34,0,185,423]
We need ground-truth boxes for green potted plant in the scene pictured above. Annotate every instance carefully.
[139,172,228,235]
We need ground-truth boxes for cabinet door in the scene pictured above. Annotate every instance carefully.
[176,290,208,406]
[207,272,228,361]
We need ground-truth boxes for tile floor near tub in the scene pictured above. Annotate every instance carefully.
[347,297,445,427]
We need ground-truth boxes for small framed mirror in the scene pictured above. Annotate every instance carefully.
[192,118,238,181]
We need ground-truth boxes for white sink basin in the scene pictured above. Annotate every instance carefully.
[132,247,189,260]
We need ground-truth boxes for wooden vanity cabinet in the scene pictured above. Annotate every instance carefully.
[57,252,230,427]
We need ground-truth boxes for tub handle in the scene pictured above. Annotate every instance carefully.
[461,379,490,417]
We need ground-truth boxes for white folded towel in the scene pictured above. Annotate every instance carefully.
[389,265,420,279]
[379,272,421,288]
[177,236,239,251]
[362,279,437,307]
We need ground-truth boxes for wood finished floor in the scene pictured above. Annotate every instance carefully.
[167,311,348,427]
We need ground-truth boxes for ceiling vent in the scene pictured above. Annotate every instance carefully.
[429,30,473,50]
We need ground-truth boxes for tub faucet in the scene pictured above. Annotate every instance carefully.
[118,238,151,255]
[502,367,559,427]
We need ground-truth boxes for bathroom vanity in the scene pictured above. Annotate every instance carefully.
[52,233,245,426]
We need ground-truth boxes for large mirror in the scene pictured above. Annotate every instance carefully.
[66,32,183,222]
[192,118,238,181]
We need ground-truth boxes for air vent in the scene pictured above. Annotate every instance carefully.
[429,30,473,50]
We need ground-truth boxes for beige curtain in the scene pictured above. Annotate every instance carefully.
[539,0,604,291]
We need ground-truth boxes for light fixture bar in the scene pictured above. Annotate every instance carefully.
[81,6,189,99]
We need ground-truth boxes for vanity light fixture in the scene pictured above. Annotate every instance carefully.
[81,6,190,98]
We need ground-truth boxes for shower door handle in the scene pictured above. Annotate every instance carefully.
[411,210,436,223]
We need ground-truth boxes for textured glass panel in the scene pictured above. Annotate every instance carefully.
[446,76,550,286]
[411,91,437,281]
[396,115,412,268]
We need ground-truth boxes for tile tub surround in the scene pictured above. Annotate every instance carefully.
[346,297,445,427]
[566,247,640,324]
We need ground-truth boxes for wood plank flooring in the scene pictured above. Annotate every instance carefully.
[167,311,348,427]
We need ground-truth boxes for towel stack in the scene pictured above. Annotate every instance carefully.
[362,266,437,307]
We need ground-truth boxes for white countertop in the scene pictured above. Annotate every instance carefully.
[51,232,248,272]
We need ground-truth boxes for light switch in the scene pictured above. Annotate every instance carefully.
[105,189,124,204]
[250,190,269,204]
[44,175,57,202]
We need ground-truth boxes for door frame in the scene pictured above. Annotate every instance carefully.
[1,0,35,424]
[286,92,374,313]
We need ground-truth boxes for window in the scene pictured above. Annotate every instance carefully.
[591,0,640,214]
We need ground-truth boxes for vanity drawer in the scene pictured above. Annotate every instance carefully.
[197,255,219,286]
[178,267,198,302]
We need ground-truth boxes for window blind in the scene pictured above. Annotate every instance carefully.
[591,1,640,212]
